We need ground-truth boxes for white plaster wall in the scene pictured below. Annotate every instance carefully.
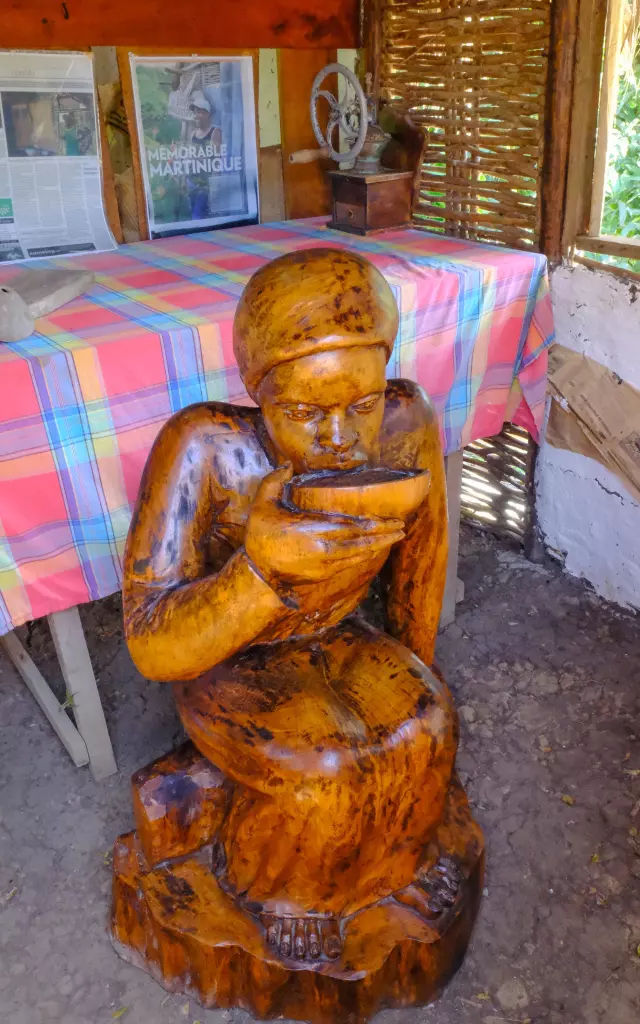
[537,263,640,610]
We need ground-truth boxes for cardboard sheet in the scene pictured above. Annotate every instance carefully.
[547,345,640,503]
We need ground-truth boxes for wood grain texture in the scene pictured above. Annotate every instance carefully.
[112,771,483,1022]
[328,170,414,234]
[259,145,286,222]
[97,91,125,244]
[131,741,230,868]
[111,247,483,1018]
[279,50,336,218]
[5,0,358,49]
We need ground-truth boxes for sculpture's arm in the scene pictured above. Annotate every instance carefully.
[381,382,448,667]
[123,407,288,682]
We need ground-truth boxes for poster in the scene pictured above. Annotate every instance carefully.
[130,56,259,238]
[0,51,116,262]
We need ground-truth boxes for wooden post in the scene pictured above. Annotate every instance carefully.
[589,0,625,235]
[540,0,580,262]
[561,0,608,254]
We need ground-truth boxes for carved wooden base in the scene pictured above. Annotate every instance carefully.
[110,743,483,1023]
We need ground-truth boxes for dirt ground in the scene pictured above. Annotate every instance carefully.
[1,526,640,1024]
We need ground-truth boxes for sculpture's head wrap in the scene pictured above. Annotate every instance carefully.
[233,248,399,400]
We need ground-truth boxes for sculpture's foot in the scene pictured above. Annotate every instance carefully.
[258,855,463,966]
[110,831,484,1023]
[109,746,485,1022]
[258,856,463,964]
[394,855,463,923]
[263,915,342,961]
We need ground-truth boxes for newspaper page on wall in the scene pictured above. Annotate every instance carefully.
[130,55,259,238]
[0,51,116,263]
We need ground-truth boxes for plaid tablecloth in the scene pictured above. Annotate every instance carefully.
[0,218,554,633]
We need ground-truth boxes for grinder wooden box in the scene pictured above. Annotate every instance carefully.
[328,169,414,235]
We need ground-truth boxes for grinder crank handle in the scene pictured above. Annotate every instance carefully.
[288,147,330,164]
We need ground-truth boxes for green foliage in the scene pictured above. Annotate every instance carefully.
[135,65,190,225]
[592,43,640,272]
[135,65,181,145]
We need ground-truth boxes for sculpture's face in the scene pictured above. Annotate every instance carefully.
[258,346,387,474]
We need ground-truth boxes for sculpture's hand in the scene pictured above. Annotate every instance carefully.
[245,464,405,587]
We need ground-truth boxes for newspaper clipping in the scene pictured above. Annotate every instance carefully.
[0,51,116,262]
[130,56,259,238]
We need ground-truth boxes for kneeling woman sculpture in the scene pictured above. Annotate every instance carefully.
[111,248,484,1022]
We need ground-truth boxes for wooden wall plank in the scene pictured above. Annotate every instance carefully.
[279,49,335,219]
[259,145,286,222]
[5,1,358,50]
[117,48,151,240]
[97,105,124,243]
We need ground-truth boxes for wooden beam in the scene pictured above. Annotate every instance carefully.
[561,0,608,253]
[574,253,640,282]
[540,0,579,262]
[576,234,640,259]
[97,91,125,244]
[5,0,358,50]
[589,0,625,235]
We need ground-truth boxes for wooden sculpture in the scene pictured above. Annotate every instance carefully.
[110,248,484,1023]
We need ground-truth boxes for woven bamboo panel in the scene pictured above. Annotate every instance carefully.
[379,0,552,249]
[461,423,536,543]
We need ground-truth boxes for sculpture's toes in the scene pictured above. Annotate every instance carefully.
[394,883,443,920]
[307,919,322,959]
[264,916,341,961]
[431,855,462,892]
[266,916,281,951]
[421,855,462,909]
[395,856,463,921]
[320,918,342,959]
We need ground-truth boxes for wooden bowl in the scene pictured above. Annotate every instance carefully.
[289,467,431,521]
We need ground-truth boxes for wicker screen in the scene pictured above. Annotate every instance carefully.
[461,423,536,543]
[379,0,552,249]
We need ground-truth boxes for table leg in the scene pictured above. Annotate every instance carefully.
[1,629,90,768]
[48,607,117,780]
[441,449,464,629]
